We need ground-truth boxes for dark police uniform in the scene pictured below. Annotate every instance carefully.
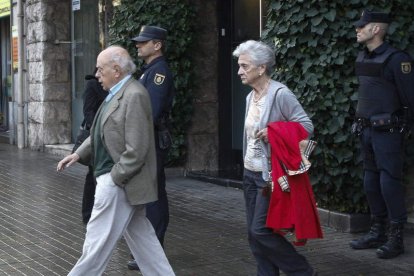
[351,38,414,258]
[139,56,175,123]
[355,42,414,224]
[139,55,175,246]
[126,25,175,271]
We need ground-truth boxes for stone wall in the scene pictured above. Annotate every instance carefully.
[186,0,219,172]
[25,0,71,149]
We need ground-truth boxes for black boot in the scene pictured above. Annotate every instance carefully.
[349,217,387,249]
[376,222,404,259]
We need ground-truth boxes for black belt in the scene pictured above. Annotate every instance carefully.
[355,117,403,134]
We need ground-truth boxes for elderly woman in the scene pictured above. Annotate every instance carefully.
[233,40,316,276]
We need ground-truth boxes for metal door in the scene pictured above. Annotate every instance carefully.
[71,0,100,141]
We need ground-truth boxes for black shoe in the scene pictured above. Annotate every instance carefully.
[127,259,140,271]
[376,222,404,259]
[349,217,387,249]
[350,233,387,249]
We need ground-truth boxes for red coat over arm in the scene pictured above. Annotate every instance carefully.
[266,121,323,244]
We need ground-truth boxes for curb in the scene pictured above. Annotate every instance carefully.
[317,208,371,233]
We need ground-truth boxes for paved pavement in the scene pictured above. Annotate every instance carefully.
[0,142,413,276]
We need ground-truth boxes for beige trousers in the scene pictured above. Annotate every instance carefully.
[68,173,175,276]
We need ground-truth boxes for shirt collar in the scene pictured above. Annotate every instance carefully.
[365,42,388,57]
[141,56,165,71]
[105,75,131,102]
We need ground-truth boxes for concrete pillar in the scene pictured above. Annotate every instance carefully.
[25,0,71,150]
[186,0,219,172]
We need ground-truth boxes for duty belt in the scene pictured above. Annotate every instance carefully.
[352,117,404,136]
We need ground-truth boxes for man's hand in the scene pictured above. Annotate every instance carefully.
[57,153,80,172]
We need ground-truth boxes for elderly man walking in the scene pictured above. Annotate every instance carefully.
[57,45,175,276]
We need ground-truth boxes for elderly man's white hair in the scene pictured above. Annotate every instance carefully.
[105,45,137,75]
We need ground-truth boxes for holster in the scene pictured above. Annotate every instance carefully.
[155,115,173,150]
[351,118,370,136]
[158,129,172,150]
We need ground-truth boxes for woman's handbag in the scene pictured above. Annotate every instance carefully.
[72,125,90,153]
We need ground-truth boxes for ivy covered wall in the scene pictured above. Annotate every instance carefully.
[263,0,414,213]
[109,0,197,165]
[105,0,414,214]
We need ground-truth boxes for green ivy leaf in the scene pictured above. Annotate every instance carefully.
[310,15,323,26]
[324,10,336,21]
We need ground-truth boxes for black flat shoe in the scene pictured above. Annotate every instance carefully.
[127,259,140,271]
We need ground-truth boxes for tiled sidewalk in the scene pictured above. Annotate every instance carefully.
[0,143,413,275]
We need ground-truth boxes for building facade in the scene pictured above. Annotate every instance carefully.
[5,0,265,175]
[2,0,413,223]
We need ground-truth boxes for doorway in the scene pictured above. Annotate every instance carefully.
[217,0,266,179]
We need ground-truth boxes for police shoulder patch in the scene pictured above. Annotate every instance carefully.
[154,73,165,85]
[401,62,411,74]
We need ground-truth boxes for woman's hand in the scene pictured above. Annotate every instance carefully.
[57,153,80,171]
[256,128,268,143]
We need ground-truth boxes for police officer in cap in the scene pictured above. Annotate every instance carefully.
[349,10,414,259]
[127,25,175,270]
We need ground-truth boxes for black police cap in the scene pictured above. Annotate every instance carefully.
[354,10,391,28]
[131,26,167,42]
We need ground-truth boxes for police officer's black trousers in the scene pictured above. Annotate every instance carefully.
[146,145,170,246]
[361,128,407,223]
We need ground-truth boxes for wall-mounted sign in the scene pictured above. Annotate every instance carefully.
[72,0,80,11]
[12,26,18,70]
[0,0,11,18]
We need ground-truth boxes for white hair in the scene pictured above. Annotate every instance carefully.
[232,40,275,74]
[107,45,137,75]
